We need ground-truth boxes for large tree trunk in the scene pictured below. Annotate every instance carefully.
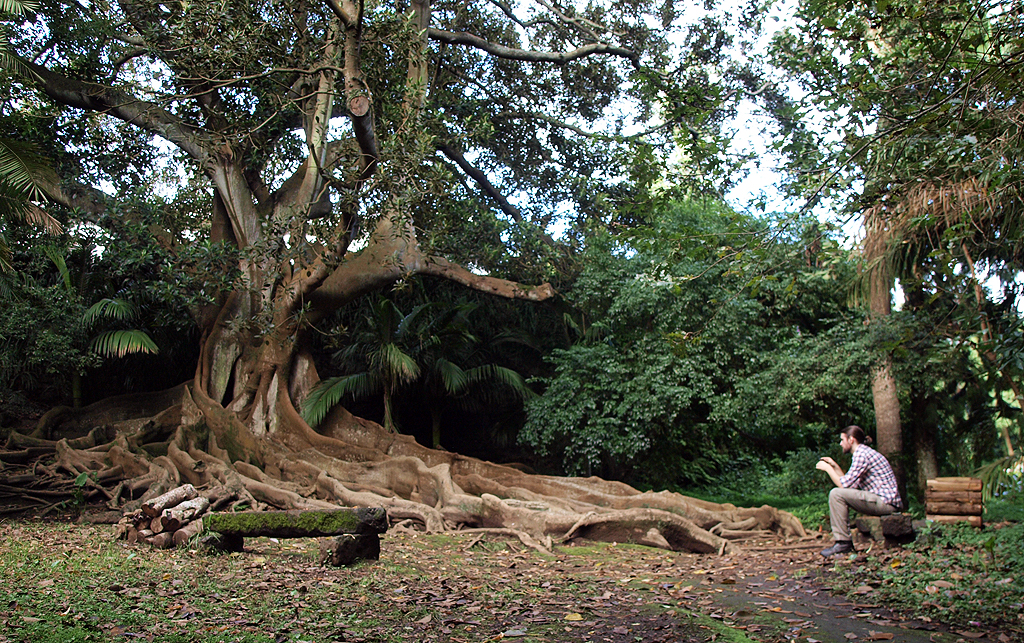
[910,391,939,500]
[866,213,905,500]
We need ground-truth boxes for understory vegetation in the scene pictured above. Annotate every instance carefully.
[828,500,1024,630]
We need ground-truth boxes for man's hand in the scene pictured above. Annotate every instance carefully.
[816,457,844,487]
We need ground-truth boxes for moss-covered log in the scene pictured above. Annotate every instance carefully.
[203,507,388,537]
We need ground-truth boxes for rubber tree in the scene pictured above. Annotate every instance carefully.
[5,0,807,552]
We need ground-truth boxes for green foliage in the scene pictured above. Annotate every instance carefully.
[769,0,1024,478]
[763,449,835,497]
[522,199,868,486]
[974,454,1024,503]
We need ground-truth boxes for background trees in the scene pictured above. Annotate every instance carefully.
[768,0,1024,497]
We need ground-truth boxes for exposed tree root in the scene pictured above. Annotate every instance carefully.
[1,384,807,554]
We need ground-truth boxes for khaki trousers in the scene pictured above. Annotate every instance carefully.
[828,487,896,541]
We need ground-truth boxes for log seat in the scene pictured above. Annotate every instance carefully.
[202,507,388,566]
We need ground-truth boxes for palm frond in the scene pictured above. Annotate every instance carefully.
[371,297,404,337]
[43,245,71,293]
[301,373,376,428]
[0,1,39,15]
[396,302,433,338]
[83,298,139,325]
[376,342,420,383]
[89,329,159,359]
[434,358,469,395]
[0,138,63,205]
[973,453,1024,502]
[465,364,535,400]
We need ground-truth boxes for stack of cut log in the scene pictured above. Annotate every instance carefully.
[925,477,983,527]
[115,484,235,548]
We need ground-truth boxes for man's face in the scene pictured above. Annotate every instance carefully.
[840,433,855,453]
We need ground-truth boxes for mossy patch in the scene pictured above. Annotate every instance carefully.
[204,507,386,537]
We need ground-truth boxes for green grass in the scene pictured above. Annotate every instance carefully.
[985,489,1024,523]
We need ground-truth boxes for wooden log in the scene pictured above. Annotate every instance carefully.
[927,514,983,527]
[203,507,388,538]
[142,484,198,517]
[319,533,381,566]
[147,532,174,549]
[925,490,982,503]
[925,501,983,515]
[926,477,982,492]
[173,520,205,546]
[150,515,167,534]
[160,496,210,533]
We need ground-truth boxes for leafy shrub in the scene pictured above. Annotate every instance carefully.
[763,448,834,497]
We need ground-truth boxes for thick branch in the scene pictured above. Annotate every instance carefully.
[416,255,555,301]
[23,59,209,162]
[428,28,639,67]
[324,0,358,28]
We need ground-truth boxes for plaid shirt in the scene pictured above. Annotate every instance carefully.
[840,444,903,509]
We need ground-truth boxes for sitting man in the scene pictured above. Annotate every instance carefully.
[815,425,903,557]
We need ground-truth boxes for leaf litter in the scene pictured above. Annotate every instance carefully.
[1,521,1021,643]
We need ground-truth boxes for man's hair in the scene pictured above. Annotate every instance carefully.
[841,425,873,445]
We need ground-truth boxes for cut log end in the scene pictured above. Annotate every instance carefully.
[318,533,381,566]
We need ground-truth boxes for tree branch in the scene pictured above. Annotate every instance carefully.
[416,255,556,302]
[22,58,210,163]
[427,29,639,67]
[436,142,524,223]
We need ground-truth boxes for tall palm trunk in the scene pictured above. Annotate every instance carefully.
[866,214,905,500]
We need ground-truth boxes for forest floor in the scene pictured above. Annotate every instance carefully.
[0,506,1020,643]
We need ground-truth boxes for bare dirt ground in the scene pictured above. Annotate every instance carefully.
[1,510,1018,643]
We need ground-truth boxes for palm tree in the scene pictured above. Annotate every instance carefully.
[46,246,159,406]
[0,1,61,273]
[302,297,533,446]
[303,297,422,432]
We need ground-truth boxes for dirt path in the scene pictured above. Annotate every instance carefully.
[665,538,966,643]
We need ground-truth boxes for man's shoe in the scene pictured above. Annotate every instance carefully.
[820,540,855,558]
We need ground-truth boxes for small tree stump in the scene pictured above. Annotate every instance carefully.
[854,513,915,547]
[318,534,381,566]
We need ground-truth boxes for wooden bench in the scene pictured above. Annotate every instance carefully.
[925,477,983,527]
[202,507,388,566]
